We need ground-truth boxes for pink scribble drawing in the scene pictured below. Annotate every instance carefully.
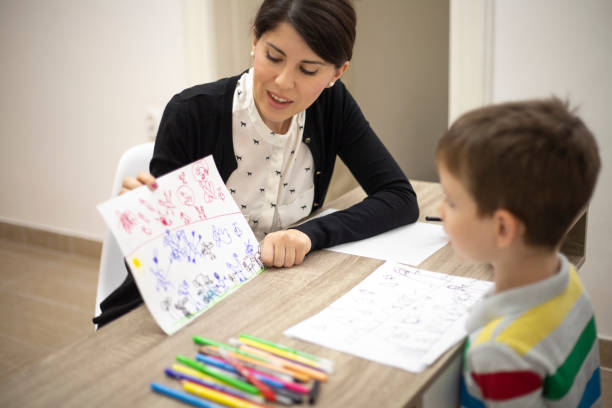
[192,159,218,203]
[194,205,207,220]
[180,212,192,225]
[157,190,176,215]
[137,212,152,235]
[151,189,178,227]
[116,210,137,234]
[177,185,195,207]
[137,211,151,224]
[216,186,226,201]
[192,159,210,181]
[178,171,187,185]
[139,198,157,214]
[159,215,172,227]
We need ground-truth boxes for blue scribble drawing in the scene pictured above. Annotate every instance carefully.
[232,222,243,238]
[163,229,203,264]
[150,249,173,293]
[177,279,202,310]
[212,225,232,247]
[213,271,229,291]
[193,274,220,305]
[244,239,255,256]
[226,252,248,283]
[241,239,263,274]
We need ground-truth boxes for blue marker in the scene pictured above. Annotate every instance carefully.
[164,368,264,403]
[150,382,220,408]
[196,353,236,373]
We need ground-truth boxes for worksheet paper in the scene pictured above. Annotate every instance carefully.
[326,217,449,266]
[97,155,263,335]
[284,261,493,372]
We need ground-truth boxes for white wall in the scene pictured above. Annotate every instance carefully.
[0,0,186,240]
[451,0,612,338]
[350,0,449,182]
[0,0,448,238]
[183,0,260,87]
[491,0,612,338]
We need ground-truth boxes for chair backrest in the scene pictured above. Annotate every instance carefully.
[94,142,155,325]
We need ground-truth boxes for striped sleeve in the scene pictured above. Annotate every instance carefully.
[464,342,546,407]
[462,265,601,407]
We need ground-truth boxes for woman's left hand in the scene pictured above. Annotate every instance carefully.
[261,229,312,268]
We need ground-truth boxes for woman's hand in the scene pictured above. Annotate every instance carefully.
[261,229,312,268]
[119,171,158,195]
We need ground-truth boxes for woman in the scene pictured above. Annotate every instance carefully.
[95,0,418,326]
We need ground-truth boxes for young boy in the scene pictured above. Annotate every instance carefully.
[435,98,602,407]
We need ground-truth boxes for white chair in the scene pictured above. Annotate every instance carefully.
[94,142,155,327]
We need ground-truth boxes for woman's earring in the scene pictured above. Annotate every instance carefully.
[329,81,335,87]
[250,50,255,57]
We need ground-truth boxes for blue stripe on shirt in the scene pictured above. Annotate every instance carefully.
[578,367,601,408]
[460,375,486,408]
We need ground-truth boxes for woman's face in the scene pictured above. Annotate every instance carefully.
[252,22,348,134]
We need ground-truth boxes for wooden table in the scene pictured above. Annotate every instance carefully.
[0,181,585,408]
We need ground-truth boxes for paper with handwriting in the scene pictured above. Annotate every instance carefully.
[285,261,492,372]
[97,155,263,335]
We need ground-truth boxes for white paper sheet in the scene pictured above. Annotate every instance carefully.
[284,261,492,372]
[97,155,263,335]
[326,220,449,266]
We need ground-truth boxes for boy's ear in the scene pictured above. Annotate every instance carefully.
[493,209,524,248]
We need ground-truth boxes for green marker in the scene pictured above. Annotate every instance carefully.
[239,334,333,370]
[192,336,266,362]
[175,355,260,395]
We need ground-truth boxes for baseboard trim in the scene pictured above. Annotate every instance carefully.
[601,337,612,370]
[0,220,102,259]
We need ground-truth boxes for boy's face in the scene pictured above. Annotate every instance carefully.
[437,163,497,262]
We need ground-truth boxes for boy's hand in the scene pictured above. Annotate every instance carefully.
[261,229,312,268]
[120,171,158,195]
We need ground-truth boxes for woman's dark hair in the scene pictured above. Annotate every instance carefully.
[253,0,356,68]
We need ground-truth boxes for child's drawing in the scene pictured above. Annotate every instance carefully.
[98,155,264,335]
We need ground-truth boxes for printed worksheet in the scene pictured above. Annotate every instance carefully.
[285,261,492,372]
[98,156,263,335]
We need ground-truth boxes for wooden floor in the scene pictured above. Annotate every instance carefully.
[0,238,99,379]
[0,237,610,406]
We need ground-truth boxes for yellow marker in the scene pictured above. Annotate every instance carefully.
[171,364,226,386]
[183,381,264,408]
[132,257,141,268]
[239,337,326,373]
[240,345,328,382]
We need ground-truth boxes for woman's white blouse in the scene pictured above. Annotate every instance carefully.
[226,68,315,240]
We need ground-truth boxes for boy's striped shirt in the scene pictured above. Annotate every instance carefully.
[461,254,601,407]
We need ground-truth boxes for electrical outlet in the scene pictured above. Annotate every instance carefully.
[145,107,162,140]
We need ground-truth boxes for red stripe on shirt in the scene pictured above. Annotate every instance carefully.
[472,371,542,400]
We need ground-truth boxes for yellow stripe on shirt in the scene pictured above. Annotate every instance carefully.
[474,317,503,346]
[494,266,583,356]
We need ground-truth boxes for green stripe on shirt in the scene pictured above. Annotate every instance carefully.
[543,316,597,399]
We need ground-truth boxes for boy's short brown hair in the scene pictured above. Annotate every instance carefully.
[436,97,600,249]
